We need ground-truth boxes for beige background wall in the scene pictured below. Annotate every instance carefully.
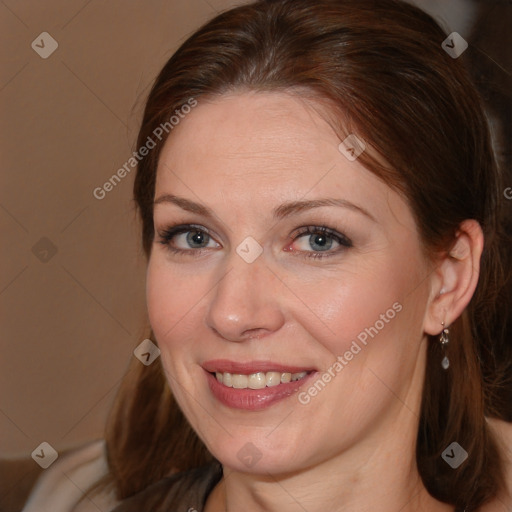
[1,0,509,470]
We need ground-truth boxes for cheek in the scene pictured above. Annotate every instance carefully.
[287,251,426,366]
[146,258,206,350]
[145,259,207,407]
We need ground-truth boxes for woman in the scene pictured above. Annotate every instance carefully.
[22,0,512,511]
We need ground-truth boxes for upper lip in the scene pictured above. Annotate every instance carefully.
[202,359,316,374]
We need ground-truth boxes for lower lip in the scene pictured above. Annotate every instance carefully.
[205,370,317,411]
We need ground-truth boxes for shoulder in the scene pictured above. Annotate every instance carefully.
[22,439,119,512]
[481,417,512,511]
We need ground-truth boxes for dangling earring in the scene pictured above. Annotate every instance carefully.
[440,322,450,370]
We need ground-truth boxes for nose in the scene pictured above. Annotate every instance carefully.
[205,251,285,342]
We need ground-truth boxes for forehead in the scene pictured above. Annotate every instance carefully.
[154,91,412,229]
[159,92,336,175]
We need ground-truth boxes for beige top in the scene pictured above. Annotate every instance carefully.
[22,439,119,512]
[21,438,222,512]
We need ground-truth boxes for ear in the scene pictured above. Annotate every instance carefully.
[423,219,484,336]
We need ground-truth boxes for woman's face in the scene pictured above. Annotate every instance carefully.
[147,91,434,474]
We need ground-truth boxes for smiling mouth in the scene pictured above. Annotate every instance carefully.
[210,370,311,389]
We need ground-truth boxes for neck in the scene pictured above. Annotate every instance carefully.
[205,404,455,512]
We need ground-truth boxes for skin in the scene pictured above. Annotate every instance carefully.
[146,91,486,512]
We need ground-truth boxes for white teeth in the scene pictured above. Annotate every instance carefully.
[213,370,309,389]
[232,374,248,389]
[280,372,291,383]
[222,372,232,387]
[248,372,266,389]
[266,372,281,387]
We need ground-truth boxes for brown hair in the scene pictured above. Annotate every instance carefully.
[91,0,512,509]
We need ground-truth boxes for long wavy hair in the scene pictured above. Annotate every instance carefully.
[88,1,512,510]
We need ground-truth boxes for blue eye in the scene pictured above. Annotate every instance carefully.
[290,226,352,259]
[181,230,210,248]
[157,225,219,255]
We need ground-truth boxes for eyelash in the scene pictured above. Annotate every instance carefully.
[156,224,353,260]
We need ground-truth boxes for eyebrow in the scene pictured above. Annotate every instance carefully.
[153,194,376,222]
